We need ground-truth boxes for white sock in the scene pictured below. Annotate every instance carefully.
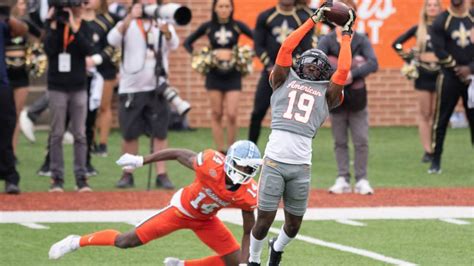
[249,231,265,263]
[273,226,294,252]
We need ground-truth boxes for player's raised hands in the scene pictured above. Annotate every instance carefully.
[342,9,356,35]
[311,6,331,23]
[116,153,144,170]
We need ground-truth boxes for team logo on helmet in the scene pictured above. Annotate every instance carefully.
[224,140,263,185]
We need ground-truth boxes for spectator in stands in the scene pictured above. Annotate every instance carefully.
[392,0,442,163]
[109,0,178,189]
[318,0,378,195]
[184,0,253,154]
[0,3,28,194]
[429,0,474,174]
[248,0,313,145]
[44,5,93,192]
[7,0,42,161]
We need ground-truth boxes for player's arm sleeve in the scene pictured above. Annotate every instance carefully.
[392,25,417,62]
[331,34,352,85]
[254,13,271,68]
[351,35,378,80]
[275,18,315,67]
[183,22,208,54]
[430,14,456,68]
[271,18,316,89]
[327,34,352,109]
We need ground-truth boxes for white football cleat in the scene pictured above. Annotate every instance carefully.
[328,177,351,194]
[48,235,80,260]
[19,109,36,142]
[163,257,184,266]
[354,179,374,195]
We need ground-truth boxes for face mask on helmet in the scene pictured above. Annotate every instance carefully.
[224,140,263,184]
[294,49,332,81]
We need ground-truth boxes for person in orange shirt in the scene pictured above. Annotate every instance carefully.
[48,140,263,266]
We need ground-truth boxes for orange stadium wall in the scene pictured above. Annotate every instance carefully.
[122,0,458,128]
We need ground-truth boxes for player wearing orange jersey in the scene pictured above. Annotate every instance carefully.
[48,140,263,266]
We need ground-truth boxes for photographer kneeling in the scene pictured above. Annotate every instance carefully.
[108,0,179,189]
[45,2,94,192]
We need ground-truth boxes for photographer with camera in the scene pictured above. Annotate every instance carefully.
[108,0,179,189]
[0,1,28,194]
[44,1,94,192]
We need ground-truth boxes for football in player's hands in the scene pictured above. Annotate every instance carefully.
[116,153,144,170]
[323,2,351,26]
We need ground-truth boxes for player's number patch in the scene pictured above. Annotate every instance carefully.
[282,91,315,123]
[190,192,220,214]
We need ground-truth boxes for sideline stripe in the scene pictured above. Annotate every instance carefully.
[335,219,366,226]
[1,207,473,223]
[267,227,417,266]
[439,218,471,225]
[18,223,49,229]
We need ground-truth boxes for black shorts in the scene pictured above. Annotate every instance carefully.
[118,90,170,141]
[7,66,29,89]
[97,60,118,81]
[414,67,439,92]
[205,68,242,92]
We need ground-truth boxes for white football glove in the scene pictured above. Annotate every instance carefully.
[342,9,356,35]
[311,6,330,23]
[116,153,144,170]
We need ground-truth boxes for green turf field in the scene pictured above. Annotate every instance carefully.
[14,127,474,191]
[1,219,473,265]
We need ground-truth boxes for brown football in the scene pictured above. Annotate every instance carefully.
[323,2,351,26]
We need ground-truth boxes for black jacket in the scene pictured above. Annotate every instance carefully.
[44,21,93,91]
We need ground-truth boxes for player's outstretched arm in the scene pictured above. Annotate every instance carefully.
[116,149,197,171]
[270,6,329,89]
[327,10,355,109]
[239,210,256,263]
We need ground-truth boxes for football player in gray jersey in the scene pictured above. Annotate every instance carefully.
[248,4,356,266]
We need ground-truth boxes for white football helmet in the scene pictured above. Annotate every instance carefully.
[224,140,263,184]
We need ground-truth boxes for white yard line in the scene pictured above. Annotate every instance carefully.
[268,227,417,266]
[1,207,473,223]
[18,222,49,229]
[2,206,472,266]
[439,218,471,225]
[335,219,366,226]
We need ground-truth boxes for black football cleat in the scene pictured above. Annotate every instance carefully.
[428,162,442,174]
[247,262,261,266]
[268,237,283,266]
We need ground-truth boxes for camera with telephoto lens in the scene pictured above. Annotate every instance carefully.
[163,87,191,116]
[135,2,192,26]
[0,4,10,22]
